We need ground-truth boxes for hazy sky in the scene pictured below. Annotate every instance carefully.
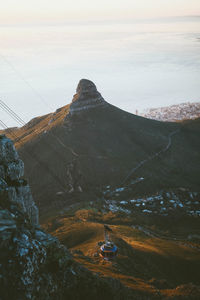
[1,0,200,24]
[0,1,200,127]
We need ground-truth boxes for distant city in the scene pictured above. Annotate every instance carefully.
[140,102,200,122]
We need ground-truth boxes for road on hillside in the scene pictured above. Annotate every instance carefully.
[122,128,180,184]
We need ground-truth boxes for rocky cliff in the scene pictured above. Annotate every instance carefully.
[0,134,38,225]
[0,135,135,300]
[69,79,108,115]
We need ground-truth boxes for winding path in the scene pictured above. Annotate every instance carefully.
[132,225,200,252]
[122,128,180,185]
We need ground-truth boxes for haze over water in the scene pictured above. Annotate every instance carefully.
[0,17,200,126]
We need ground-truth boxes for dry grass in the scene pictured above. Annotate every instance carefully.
[3,104,70,148]
[44,211,200,298]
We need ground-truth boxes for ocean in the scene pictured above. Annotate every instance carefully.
[0,18,200,126]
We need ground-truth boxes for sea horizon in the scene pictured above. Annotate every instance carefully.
[0,16,200,126]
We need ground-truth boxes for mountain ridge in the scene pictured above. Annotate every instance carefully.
[1,80,200,298]
[0,80,199,218]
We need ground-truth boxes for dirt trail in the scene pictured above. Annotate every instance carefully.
[122,129,180,184]
[132,225,200,252]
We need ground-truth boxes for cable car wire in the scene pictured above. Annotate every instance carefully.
[0,98,81,193]
[0,118,67,191]
[0,53,55,111]
[0,53,80,158]
[0,53,82,194]
[0,102,79,191]
[0,99,25,126]
[0,97,79,160]
[0,54,80,156]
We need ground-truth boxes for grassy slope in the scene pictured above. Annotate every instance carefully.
[1,103,179,214]
[2,104,199,219]
[43,209,200,299]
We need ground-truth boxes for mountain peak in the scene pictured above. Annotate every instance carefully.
[69,79,107,114]
[75,79,97,97]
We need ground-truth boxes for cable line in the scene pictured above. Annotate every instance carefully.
[0,54,82,195]
[0,100,80,194]
[0,53,54,111]
[0,97,79,159]
[0,119,67,192]
[0,99,25,126]
[0,53,79,158]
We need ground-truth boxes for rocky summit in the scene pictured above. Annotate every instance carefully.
[1,80,200,218]
[69,79,108,115]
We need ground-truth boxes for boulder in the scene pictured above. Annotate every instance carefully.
[0,135,38,226]
[0,135,19,163]
[6,159,24,181]
[0,165,5,179]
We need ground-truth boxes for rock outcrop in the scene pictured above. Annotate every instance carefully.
[69,79,108,115]
[0,135,134,300]
[0,135,38,225]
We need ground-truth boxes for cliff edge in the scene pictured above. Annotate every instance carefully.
[0,135,134,300]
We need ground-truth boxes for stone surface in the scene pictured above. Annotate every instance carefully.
[0,135,38,226]
[6,159,24,181]
[0,135,19,163]
[69,79,108,115]
[0,178,7,189]
[16,185,39,225]
[0,165,5,179]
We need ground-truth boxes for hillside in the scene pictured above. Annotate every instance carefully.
[43,207,200,299]
[1,81,200,299]
[140,102,200,122]
[1,79,200,218]
[2,135,199,300]
[0,134,137,300]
